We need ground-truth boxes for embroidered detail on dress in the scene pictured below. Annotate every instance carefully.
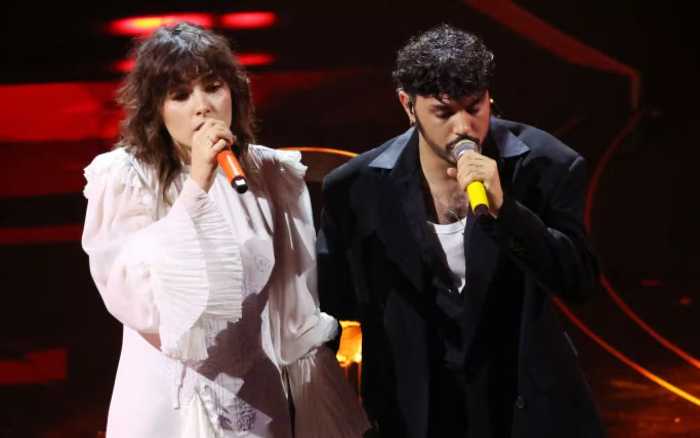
[241,238,274,294]
[197,384,226,437]
[254,255,272,279]
[219,397,257,433]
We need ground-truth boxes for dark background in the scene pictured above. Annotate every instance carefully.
[1,1,699,436]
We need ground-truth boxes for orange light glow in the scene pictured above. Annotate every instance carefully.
[554,298,700,407]
[336,320,362,365]
[279,146,359,159]
[107,14,214,36]
[601,276,700,370]
[220,12,278,29]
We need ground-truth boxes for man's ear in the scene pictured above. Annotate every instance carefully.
[397,89,415,125]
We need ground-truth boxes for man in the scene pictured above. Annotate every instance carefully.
[317,24,604,437]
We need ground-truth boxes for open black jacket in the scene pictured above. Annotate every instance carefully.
[317,117,605,438]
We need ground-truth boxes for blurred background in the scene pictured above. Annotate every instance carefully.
[1,0,698,436]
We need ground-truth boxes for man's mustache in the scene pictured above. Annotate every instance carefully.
[447,135,480,150]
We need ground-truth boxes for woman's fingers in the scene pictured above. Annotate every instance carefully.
[211,138,228,154]
[190,120,233,192]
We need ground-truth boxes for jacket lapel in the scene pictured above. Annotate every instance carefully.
[366,128,452,295]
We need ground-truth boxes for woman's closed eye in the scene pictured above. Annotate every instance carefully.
[205,81,223,92]
[169,88,191,101]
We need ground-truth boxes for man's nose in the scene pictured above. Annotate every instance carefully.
[454,111,474,137]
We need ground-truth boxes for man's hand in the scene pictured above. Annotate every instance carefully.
[446,150,503,217]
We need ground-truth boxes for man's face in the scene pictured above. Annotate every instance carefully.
[401,90,491,164]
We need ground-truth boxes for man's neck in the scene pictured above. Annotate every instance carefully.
[418,139,467,224]
[418,139,453,190]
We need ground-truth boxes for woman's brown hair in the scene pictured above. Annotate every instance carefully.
[116,22,256,201]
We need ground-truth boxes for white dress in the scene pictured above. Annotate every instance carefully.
[81,145,369,438]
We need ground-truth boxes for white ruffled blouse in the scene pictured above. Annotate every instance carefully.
[81,145,368,438]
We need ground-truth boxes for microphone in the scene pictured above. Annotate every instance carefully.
[216,144,248,193]
[451,139,490,216]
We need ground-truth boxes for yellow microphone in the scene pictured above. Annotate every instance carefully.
[451,139,490,216]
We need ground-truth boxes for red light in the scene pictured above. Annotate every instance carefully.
[112,58,135,73]
[113,52,274,73]
[220,11,278,29]
[0,225,83,245]
[107,14,214,36]
[0,348,67,385]
[237,53,275,66]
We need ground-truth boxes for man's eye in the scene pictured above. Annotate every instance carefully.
[468,105,481,114]
[436,112,451,119]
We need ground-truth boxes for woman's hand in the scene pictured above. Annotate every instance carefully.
[190,118,236,192]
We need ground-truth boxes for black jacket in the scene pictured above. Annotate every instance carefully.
[317,117,605,438]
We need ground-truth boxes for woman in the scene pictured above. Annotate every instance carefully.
[81,22,368,438]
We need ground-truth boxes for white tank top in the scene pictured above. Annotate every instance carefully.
[428,218,467,292]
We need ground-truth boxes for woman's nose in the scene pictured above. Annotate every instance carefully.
[193,88,212,116]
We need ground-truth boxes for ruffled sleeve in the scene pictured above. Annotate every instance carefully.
[266,148,337,363]
[257,146,369,436]
[81,149,243,362]
[274,149,308,195]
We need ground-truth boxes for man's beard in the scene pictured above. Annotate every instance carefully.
[414,115,481,165]
[414,115,454,164]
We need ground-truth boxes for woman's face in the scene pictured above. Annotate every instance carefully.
[161,75,233,161]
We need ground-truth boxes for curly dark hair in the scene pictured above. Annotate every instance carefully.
[392,24,495,99]
[116,22,256,202]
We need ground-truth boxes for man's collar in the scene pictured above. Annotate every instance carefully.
[489,117,530,158]
[369,127,417,170]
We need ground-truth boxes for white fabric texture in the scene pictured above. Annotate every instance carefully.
[82,145,369,438]
[429,219,467,292]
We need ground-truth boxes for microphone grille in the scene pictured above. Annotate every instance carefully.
[451,139,478,160]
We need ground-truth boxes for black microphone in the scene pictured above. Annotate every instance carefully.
[450,139,490,216]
